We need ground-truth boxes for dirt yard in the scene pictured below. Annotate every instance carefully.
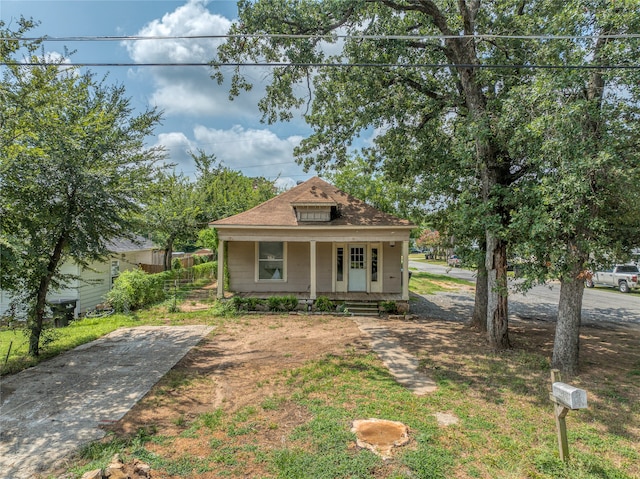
[59,307,636,479]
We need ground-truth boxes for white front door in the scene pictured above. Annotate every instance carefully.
[348,245,367,291]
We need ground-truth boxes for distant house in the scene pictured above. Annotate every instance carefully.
[210,177,414,307]
[0,236,160,319]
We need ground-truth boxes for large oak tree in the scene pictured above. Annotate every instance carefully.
[214,0,541,349]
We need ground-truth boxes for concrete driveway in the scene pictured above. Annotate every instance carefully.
[0,325,213,479]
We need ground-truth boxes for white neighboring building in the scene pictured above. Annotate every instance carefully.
[0,236,159,319]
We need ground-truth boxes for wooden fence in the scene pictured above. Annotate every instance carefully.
[139,254,214,274]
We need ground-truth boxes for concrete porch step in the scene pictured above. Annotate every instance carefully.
[344,301,380,317]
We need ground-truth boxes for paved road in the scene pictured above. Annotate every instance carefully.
[410,261,640,328]
[0,325,213,479]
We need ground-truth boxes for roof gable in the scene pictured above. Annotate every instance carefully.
[211,176,413,228]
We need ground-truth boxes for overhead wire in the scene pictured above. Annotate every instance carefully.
[4,61,639,69]
[11,33,640,41]
[3,33,639,69]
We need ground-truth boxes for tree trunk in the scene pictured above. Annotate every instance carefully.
[163,237,174,271]
[29,277,49,356]
[470,241,488,331]
[28,233,67,356]
[486,233,510,349]
[553,272,585,377]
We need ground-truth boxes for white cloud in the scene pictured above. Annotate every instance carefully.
[156,125,315,184]
[124,0,264,118]
[193,124,305,174]
[126,0,230,64]
[131,1,318,187]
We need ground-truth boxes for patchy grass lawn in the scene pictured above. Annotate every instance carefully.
[55,311,639,479]
[3,280,638,479]
[409,270,475,295]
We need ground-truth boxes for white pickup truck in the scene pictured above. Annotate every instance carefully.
[585,265,640,293]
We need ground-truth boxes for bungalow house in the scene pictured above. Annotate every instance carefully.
[210,176,414,309]
[0,236,159,319]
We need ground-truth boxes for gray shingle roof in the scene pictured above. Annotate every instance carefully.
[211,176,413,228]
[107,236,156,253]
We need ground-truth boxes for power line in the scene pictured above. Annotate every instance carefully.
[4,61,639,69]
[11,33,640,42]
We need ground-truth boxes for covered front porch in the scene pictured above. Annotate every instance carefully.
[216,238,411,302]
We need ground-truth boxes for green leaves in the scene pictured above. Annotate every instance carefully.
[1,23,165,353]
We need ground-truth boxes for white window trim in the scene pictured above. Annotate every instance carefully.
[255,241,287,282]
[334,243,347,293]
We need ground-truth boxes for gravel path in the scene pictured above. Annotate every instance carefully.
[410,289,640,331]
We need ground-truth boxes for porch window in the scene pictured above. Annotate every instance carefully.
[258,242,285,280]
[336,247,344,281]
[371,248,378,282]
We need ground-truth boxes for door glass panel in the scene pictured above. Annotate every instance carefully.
[350,247,364,269]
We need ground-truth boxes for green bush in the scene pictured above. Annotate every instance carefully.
[284,295,298,311]
[381,300,398,314]
[314,296,334,312]
[232,296,264,311]
[267,295,299,312]
[106,269,166,312]
[193,261,217,280]
[245,297,263,311]
[105,262,217,313]
[232,296,245,311]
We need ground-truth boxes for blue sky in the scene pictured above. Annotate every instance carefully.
[0,0,321,188]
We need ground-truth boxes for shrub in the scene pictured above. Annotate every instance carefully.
[193,261,217,280]
[314,296,334,312]
[246,297,263,311]
[381,300,398,314]
[106,269,166,312]
[267,296,299,312]
[282,295,299,311]
[267,296,284,312]
[232,296,246,311]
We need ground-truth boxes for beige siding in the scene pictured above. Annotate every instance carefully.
[229,241,313,294]
[228,241,256,292]
[286,242,310,293]
[382,243,402,293]
[316,242,333,291]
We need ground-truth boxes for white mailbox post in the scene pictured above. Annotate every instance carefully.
[549,370,588,461]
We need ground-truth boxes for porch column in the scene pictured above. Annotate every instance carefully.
[402,240,409,300]
[310,240,317,300]
[217,239,225,299]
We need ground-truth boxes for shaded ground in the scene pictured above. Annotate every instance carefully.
[48,302,640,478]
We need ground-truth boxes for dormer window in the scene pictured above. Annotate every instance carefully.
[293,204,333,222]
